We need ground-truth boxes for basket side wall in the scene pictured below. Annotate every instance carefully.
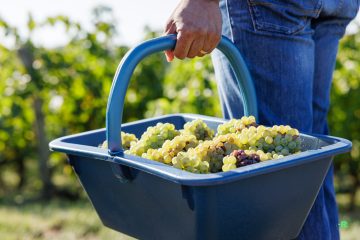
[69,155,197,240]
[68,154,333,240]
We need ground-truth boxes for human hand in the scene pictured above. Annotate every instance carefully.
[163,0,221,62]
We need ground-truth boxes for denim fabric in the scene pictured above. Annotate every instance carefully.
[211,0,359,239]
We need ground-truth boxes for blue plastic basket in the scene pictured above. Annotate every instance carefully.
[49,35,352,240]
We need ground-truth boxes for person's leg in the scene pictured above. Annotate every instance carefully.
[212,0,318,132]
[211,0,243,119]
[212,0,358,239]
[299,2,359,239]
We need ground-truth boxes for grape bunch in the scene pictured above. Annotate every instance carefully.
[182,119,214,140]
[235,125,301,156]
[222,150,261,172]
[178,133,242,173]
[172,150,210,174]
[121,132,138,150]
[217,116,257,135]
[189,140,225,173]
[125,123,179,156]
[101,131,138,150]
[142,134,198,164]
[99,116,303,174]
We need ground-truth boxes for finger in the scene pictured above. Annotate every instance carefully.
[164,20,173,35]
[187,36,206,58]
[164,20,176,35]
[164,22,177,62]
[203,24,221,54]
[165,50,175,62]
[173,30,193,60]
[213,21,222,46]
[202,33,215,54]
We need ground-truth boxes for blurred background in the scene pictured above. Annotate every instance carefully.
[0,1,359,239]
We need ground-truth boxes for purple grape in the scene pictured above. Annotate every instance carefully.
[231,150,260,168]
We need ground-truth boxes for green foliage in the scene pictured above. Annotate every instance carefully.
[329,31,360,209]
[0,6,359,211]
[0,7,219,198]
[145,57,221,118]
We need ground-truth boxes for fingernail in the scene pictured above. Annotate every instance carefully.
[165,54,171,62]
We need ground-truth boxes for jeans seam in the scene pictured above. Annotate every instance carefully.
[256,20,307,34]
[247,0,258,32]
[334,0,345,16]
[225,0,235,42]
[249,1,322,15]
[247,0,323,34]
[315,0,323,17]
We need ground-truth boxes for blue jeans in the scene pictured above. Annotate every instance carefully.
[212,0,359,239]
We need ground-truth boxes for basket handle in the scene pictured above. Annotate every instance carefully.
[106,34,258,155]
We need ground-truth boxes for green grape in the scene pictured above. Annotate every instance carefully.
[193,141,225,173]
[126,123,179,156]
[172,151,210,174]
[214,133,243,154]
[186,133,243,173]
[223,155,237,165]
[141,148,162,162]
[222,155,237,172]
[182,119,214,140]
[142,134,198,164]
[280,148,290,156]
[100,131,138,150]
[288,141,297,150]
[121,132,138,150]
[275,145,283,152]
[236,123,301,154]
[217,116,257,135]
[280,138,288,146]
[265,136,273,144]
[271,125,301,154]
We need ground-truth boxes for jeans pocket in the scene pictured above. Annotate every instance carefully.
[248,0,323,34]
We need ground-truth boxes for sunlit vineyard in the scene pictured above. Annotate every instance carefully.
[0,6,359,239]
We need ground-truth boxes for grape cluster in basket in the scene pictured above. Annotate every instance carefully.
[100,116,302,174]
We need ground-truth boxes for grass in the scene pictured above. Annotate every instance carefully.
[339,211,360,240]
[337,191,360,240]
[0,199,134,240]
[0,196,359,240]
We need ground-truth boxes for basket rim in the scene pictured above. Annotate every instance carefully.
[49,113,352,186]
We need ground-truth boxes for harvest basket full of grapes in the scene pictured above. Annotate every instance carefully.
[49,35,352,240]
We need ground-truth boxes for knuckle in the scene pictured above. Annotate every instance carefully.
[174,52,186,59]
[209,30,220,37]
[211,32,221,42]
[197,29,207,36]
[164,19,171,28]
[188,52,197,58]
[178,31,192,40]
[177,29,191,38]
[181,26,204,37]
[215,34,221,43]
